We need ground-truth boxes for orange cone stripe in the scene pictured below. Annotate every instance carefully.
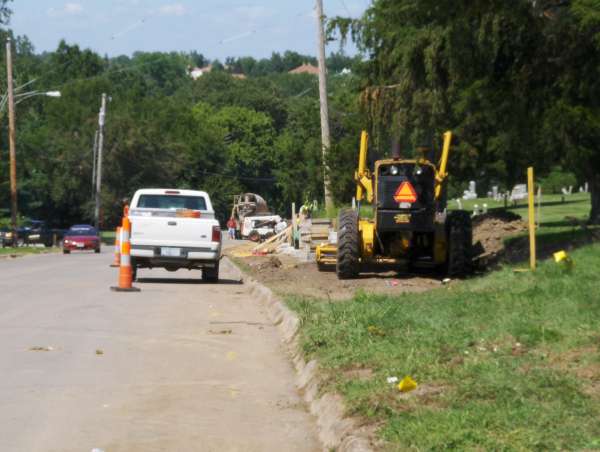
[111,214,139,292]
[111,226,122,266]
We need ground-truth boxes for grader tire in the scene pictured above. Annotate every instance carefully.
[446,210,473,277]
[336,209,360,279]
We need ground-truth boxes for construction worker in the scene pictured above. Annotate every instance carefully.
[226,217,237,240]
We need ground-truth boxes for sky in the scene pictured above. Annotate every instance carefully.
[9,0,369,60]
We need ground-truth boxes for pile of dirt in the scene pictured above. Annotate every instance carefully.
[233,253,441,301]
[227,210,529,299]
[247,256,282,271]
[472,212,527,264]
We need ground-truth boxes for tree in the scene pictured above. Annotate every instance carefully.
[331,0,600,222]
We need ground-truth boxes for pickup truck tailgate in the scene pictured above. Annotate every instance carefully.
[131,215,217,248]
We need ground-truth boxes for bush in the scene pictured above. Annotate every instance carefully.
[539,167,578,194]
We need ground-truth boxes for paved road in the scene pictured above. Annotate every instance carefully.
[0,249,319,452]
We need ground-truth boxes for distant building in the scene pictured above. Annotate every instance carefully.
[189,65,246,80]
[189,65,213,80]
[288,63,319,75]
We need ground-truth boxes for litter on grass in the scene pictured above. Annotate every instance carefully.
[553,250,574,271]
[397,376,418,393]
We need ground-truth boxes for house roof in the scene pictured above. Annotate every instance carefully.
[288,63,319,75]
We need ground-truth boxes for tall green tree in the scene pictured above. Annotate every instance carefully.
[332,0,600,222]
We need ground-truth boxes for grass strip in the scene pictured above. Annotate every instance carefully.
[287,243,600,450]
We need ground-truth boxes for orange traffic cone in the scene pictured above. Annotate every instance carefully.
[109,226,121,268]
[110,216,140,292]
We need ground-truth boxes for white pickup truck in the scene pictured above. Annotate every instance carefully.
[128,189,222,282]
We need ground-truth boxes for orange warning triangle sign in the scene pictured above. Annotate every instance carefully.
[394,181,417,203]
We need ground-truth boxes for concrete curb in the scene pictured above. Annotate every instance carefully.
[222,257,373,452]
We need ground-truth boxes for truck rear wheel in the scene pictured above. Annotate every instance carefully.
[336,209,360,279]
[446,210,473,277]
[202,262,219,283]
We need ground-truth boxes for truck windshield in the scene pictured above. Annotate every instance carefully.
[137,195,207,211]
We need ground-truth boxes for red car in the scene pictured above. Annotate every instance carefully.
[63,224,101,254]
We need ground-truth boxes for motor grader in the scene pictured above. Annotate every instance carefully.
[316,130,472,279]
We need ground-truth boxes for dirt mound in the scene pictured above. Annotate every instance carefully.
[472,212,527,264]
[235,254,441,301]
[249,256,282,271]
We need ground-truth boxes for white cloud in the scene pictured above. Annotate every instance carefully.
[158,3,186,16]
[47,2,84,17]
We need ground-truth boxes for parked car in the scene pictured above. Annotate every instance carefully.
[0,220,60,247]
[63,225,101,254]
[128,188,222,282]
[0,228,9,247]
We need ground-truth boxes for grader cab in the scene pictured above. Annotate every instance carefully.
[317,131,473,280]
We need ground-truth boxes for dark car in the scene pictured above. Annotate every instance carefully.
[21,220,64,247]
[63,225,101,254]
[0,220,63,247]
[0,227,9,247]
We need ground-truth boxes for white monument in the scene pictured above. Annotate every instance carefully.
[463,180,477,200]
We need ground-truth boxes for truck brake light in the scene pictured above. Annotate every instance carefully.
[212,225,221,243]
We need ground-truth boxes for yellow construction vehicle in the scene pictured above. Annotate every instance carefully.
[317,131,472,279]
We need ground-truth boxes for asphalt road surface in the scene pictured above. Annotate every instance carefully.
[0,248,319,452]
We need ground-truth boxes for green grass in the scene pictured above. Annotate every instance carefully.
[0,246,58,256]
[101,230,116,245]
[287,244,600,450]
[450,192,591,225]
[315,193,591,230]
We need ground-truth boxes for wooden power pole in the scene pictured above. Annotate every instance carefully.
[91,129,99,197]
[315,0,334,212]
[94,93,107,229]
[6,37,18,244]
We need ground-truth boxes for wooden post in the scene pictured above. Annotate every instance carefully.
[6,38,18,245]
[315,0,334,212]
[528,167,536,271]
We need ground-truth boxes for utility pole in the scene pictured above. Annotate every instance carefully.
[315,0,334,212]
[94,93,106,229]
[91,129,99,197]
[6,38,18,245]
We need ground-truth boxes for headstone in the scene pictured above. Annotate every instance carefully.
[585,182,589,193]
[492,186,498,199]
[473,204,480,216]
[462,180,478,200]
[456,198,463,210]
[482,203,488,214]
